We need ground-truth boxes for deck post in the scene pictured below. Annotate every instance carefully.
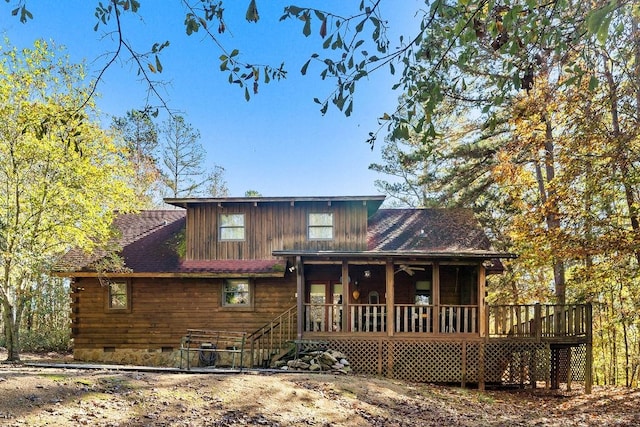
[566,347,572,391]
[478,342,485,391]
[342,261,349,333]
[485,303,490,339]
[296,256,304,340]
[534,303,542,342]
[386,259,394,337]
[550,346,560,390]
[433,262,440,334]
[461,341,467,388]
[585,303,593,394]
[478,265,486,338]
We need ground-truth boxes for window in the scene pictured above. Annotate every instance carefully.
[415,281,431,305]
[222,279,251,307]
[106,281,131,312]
[219,213,245,241]
[308,213,333,240]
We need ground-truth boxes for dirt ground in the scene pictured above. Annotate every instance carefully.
[1,351,639,426]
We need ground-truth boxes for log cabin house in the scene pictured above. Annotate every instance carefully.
[55,196,592,391]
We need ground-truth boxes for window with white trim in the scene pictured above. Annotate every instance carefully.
[308,212,333,240]
[219,213,245,241]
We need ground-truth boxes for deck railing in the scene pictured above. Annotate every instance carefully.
[439,305,478,334]
[350,304,387,332]
[488,304,590,339]
[302,303,590,339]
[303,303,479,334]
[304,303,343,332]
[395,304,433,333]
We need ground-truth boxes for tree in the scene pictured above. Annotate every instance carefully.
[205,164,229,197]
[4,1,631,140]
[111,109,161,208]
[244,190,262,197]
[372,0,640,383]
[159,115,206,198]
[0,40,137,361]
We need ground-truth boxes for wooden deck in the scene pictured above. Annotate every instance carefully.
[248,303,593,392]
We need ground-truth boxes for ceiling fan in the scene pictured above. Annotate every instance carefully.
[394,264,426,276]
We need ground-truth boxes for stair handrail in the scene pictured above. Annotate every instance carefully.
[247,305,297,367]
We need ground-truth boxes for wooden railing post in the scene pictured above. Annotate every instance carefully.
[585,303,593,394]
[534,303,542,343]
[484,303,490,339]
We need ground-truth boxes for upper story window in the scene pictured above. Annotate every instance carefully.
[219,213,245,241]
[308,212,333,240]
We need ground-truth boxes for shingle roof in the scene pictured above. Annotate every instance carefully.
[55,206,509,276]
[367,208,495,254]
[54,210,285,276]
[55,210,186,273]
[179,259,286,275]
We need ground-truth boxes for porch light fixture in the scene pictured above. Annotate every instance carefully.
[288,265,296,272]
[352,280,360,301]
[364,270,371,278]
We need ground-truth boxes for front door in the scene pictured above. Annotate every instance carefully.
[307,282,343,332]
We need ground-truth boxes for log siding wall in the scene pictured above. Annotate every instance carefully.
[185,201,369,260]
[71,275,297,351]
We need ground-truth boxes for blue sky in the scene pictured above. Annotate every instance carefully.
[2,1,422,197]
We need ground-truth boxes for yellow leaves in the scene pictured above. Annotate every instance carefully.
[0,38,137,274]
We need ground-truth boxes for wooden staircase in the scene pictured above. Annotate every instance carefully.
[247,305,297,368]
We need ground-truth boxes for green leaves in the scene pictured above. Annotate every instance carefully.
[282,4,394,119]
[11,5,32,23]
[585,1,616,44]
[246,0,259,23]
[302,12,311,37]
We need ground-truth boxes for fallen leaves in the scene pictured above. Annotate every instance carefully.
[0,361,639,426]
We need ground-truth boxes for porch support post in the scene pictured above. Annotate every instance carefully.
[433,262,440,334]
[585,303,593,394]
[386,259,394,337]
[296,256,304,341]
[342,260,349,332]
[478,264,486,338]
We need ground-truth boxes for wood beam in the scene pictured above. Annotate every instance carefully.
[433,262,440,334]
[386,259,394,337]
[478,264,486,338]
[296,256,304,340]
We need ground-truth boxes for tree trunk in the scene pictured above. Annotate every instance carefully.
[535,114,566,304]
[1,299,20,361]
[602,53,640,265]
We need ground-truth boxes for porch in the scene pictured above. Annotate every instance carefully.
[249,257,592,391]
[249,303,592,392]
[302,302,591,342]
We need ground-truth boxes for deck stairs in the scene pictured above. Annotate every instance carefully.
[247,305,297,368]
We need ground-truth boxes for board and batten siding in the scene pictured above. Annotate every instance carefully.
[71,276,296,350]
[186,200,370,260]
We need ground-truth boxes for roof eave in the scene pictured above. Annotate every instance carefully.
[272,250,517,259]
[53,271,286,279]
[165,195,386,209]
